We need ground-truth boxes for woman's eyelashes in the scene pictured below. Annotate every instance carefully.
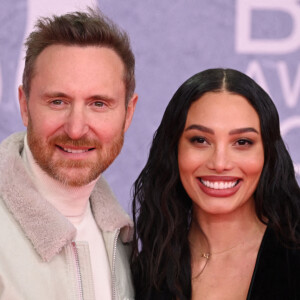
[188,136,255,148]
[190,136,209,145]
[234,138,254,147]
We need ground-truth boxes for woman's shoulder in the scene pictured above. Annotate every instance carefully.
[136,286,173,300]
[264,224,300,254]
[247,225,300,299]
[259,225,300,280]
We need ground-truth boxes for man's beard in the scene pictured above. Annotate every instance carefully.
[27,118,124,187]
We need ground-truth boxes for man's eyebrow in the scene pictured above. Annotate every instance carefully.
[184,124,259,135]
[42,92,68,98]
[89,94,116,102]
[42,92,116,102]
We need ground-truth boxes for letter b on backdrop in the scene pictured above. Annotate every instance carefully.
[236,0,300,54]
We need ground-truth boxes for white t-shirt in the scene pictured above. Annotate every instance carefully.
[22,135,112,299]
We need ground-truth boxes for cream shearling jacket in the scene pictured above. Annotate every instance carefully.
[0,132,134,300]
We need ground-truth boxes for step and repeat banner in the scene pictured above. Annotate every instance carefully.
[0,0,299,212]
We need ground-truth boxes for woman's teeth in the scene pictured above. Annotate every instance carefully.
[200,179,239,190]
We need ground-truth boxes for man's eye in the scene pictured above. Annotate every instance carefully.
[94,101,105,107]
[51,99,63,105]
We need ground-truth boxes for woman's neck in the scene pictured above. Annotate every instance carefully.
[189,200,266,256]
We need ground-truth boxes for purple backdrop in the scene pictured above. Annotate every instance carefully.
[0,0,299,213]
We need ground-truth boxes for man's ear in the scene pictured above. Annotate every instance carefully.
[124,93,138,132]
[18,85,29,127]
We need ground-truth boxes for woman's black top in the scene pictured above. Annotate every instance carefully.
[142,226,300,300]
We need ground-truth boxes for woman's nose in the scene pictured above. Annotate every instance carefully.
[206,146,234,173]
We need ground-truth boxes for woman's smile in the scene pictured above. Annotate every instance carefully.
[198,176,242,197]
[178,91,264,216]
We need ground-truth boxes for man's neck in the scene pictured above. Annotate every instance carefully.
[21,134,98,224]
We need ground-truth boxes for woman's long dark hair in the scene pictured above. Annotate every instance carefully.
[131,68,300,300]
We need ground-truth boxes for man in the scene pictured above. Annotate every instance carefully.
[0,8,137,300]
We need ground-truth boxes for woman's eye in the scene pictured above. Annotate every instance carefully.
[236,139,253,146]
[190,137,207,144]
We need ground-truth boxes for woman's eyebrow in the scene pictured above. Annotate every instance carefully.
[185,124,259,135]
[185,124,214,134]
[229,127,259,135]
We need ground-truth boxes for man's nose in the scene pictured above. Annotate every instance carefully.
[64,106,89,140]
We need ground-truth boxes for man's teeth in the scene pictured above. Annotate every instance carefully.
[63,148,89,154]
[201,179,238,190]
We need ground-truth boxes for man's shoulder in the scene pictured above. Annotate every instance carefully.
[0,132,26,183]
[0,132,25,154]
[91,176,134,242]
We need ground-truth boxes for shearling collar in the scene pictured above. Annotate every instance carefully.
[0,132,133,262]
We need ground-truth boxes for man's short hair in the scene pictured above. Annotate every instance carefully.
[22,8,135,104]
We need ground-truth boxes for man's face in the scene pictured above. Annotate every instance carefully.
[19,45,137,186]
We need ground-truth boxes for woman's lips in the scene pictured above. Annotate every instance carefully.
[197,176,241,197]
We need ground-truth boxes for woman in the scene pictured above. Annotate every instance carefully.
[131,68,300,300]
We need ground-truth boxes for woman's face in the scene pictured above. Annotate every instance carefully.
[177,91,264,217]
